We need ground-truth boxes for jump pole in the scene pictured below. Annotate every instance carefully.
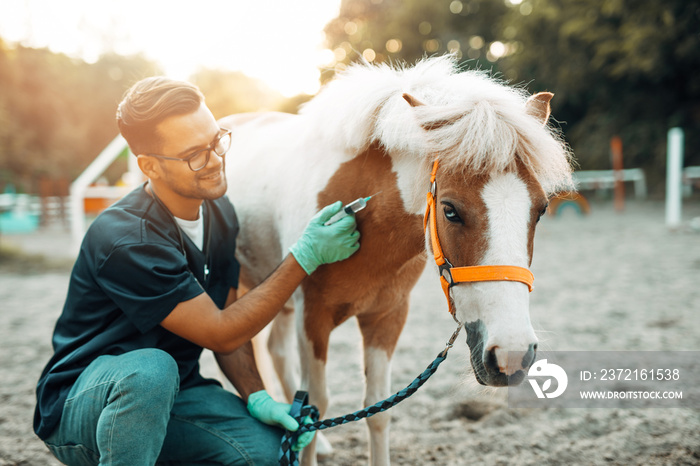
[665,127,684,228]
[611,136,624,212]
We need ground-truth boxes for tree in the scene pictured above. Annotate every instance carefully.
[322,0,700,193]
[0,41,159,192]
[500,0,700,187]
[323,0,512,77]
[0,39,312,194]
[191,68,285,119]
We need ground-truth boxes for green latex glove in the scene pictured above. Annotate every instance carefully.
[293,416,314,452]
[246,390,315,451]
[289,201,361,275]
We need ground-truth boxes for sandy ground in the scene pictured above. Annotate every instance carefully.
[1,200,699,465]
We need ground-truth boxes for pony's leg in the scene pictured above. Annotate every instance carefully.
[297,308,333,466]
[357,303,410,466]
[269,306,331,456]
[267,305,299,402]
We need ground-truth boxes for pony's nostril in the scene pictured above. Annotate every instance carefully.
[490,345,538,375]
[485,346,500,372]
[522,343,538,369]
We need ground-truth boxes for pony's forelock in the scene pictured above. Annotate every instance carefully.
[300,55,573,194]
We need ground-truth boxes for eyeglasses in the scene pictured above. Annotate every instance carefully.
[145,128,232,172]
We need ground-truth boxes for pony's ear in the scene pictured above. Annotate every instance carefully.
[402,93,425,107]
[525,92,553,126]
[403,93,460,131]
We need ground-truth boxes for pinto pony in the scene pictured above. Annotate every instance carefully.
[220,56,573,465]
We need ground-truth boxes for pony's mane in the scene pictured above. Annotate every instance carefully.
[300,55,573,194]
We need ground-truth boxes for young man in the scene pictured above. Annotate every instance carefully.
[34,77,360,465]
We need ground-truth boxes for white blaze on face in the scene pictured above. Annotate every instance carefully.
[452,171,537,374]
[480,172,532,267]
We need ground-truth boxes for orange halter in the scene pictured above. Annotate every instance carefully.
[424,159,534,318]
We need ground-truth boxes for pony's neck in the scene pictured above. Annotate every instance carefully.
[315,141,428,218]
[388,152,433,215]
[315,142,426,267]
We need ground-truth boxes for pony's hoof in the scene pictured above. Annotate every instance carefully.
[315,432,333,456]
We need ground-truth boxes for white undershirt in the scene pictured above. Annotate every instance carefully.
[174,206,204,251]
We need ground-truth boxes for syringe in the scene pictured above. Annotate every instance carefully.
[324,193,380,226]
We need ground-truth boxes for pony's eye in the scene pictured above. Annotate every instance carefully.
[536,203,549,222]
[443,204,463,224]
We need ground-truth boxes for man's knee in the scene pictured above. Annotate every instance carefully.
[117,349,179,401]
[241,423,283,466]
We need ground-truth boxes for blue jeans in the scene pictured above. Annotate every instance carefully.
[44,349,282,465]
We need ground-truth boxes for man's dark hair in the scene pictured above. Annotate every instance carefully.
[116,77,204,155]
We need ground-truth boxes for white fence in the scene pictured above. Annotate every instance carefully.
[683,166,700,196]
[572,168,647,199]
[69,135,139,250]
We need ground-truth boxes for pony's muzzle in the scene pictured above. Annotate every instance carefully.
[488,342,538,378]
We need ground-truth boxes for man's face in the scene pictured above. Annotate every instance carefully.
[153,103,228,200]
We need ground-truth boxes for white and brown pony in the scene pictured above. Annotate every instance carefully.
[220,56,572,465]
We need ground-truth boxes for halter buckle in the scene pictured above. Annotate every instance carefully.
[439,260,454,285]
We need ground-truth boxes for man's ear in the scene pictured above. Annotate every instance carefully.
[136,155,161,180]
[525,92,554,126]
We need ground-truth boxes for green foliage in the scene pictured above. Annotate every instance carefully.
[0,40,159,192]
[499,0,700,189]
[276,94,314,115]
[0,42,305,194]
[191,68,285,119]
[2,1,697,195]
[323,0,700,193]
[323,0,511,79]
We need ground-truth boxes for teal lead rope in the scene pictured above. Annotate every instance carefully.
[278,323,462,466]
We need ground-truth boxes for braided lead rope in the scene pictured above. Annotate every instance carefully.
[279,323,462,466]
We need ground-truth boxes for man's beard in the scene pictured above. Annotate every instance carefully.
[164,164,228,201]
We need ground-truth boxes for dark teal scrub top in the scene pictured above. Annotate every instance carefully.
[34,184,240,440]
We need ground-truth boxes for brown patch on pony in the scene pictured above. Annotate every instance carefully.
[430,158,547,272]
[515,158,548,264]
[301,142,426,360]
[356,254,425,356]
[423,119,462,132]
[431,165,490,269]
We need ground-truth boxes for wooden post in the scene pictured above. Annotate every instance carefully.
[56,177,70,228]
[611,136,624,212]
[665,128,684,228]
[38,176,52,227]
